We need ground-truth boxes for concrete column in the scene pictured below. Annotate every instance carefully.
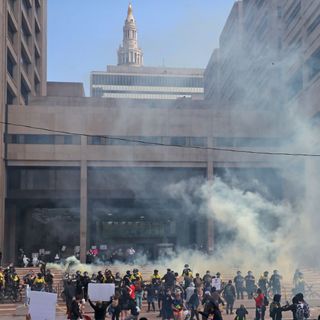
[80,160,88,263]
[207,161,214,253]
[207,135,214,253]
[0,169,5,262]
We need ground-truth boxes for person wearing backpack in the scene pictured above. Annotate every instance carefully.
[282,293,310,320]
[223,280,236,314]
[294,293,310,320]
[254,288,266,320]
[269,294,282,320]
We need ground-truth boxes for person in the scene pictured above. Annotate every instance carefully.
[23,255,30,268]
[269,294,282,320]
[69,297,83,320]
[32,255,39,267]
[110,293,121,320]
[161,288,174,320]
[234,271,245,299]
[223,280,236,314]
[200,288,223,320]
[185,282,196,304]
[33,273,45,291]
[235,304,248,320]
[270,270,282,295]
[258,271,269,297]
[134,276,143,309]
[293,273,305,296]
[282,293,310,320]
[188,289,200,320]
[245,271,256,299]
[105,269,115,283]
[172,291,184,320]
[119,287,132,320]
[44,269,54,292]
[145,283,156,312]
[203,271,212,294]
[193,273,202,295]
[182,264,193,278]
[114,272,122,293]
[64,278,76,316]
[162,269,176,290]
[88,298,111,320]
[212,273,222,292]
[82,271,91,300]
[0,268,4,292]
[254,288,266,320]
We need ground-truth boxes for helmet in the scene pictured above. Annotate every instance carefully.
[184,264,189,268]
[154,269,158,274]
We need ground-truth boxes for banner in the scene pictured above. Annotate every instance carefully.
[28,291,57,320]
[88,283,115,301]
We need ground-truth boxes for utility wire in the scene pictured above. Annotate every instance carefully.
[1,120,320,157]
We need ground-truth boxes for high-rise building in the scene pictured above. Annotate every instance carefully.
[91,3,204,100]
[0,0,47,258]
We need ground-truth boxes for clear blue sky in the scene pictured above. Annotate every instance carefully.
[47,0,236,95]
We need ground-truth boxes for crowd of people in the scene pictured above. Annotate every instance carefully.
[59,265,310,320]
[0,263,55,303]
[0,261,313,320]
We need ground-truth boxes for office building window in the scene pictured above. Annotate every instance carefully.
[307,15,320,37]
[7,51,15,78]
[20,79,30,105]
[306,47,320,81]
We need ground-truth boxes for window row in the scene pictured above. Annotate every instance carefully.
[92,74,204,88]
[6,134,81,145]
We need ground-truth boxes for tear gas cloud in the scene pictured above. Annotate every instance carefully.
[46,1,320,282]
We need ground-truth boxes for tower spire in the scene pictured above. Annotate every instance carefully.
[117,2,143,66]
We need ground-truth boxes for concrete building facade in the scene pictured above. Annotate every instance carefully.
[0,0,47,260]
[2,0,320,263]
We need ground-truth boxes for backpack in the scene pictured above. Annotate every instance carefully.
[296,302,310,320]
[269,302,277,318]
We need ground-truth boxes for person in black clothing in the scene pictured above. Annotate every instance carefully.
[162,269,175,290]
[82,271,91,300]
[161,289,174,320]
[188,289,200,320]
[70,297,83,320]
[235,304,248,320]
[234,271,245,300]
[75,271,84,299]
[269,294,282,320]
[223,280,236,314]
[64,279,76,315]
[88,299,111,320]
[44,269,54,292]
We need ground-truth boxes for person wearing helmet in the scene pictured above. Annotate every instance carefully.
[234,271,245,299]
[258,271,269,297]
[270,270,282,295]
[245,271,256,299]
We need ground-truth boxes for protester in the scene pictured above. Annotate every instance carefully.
[269,294,282,320]
[235,304,248,320]
[223,280,236,314]
[88,298,111,320]
[254,288,267,320]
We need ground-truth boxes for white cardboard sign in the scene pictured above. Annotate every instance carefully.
[28,291,57,320]
[88,283,115,301]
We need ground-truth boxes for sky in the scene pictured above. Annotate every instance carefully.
[47,0,236,96]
